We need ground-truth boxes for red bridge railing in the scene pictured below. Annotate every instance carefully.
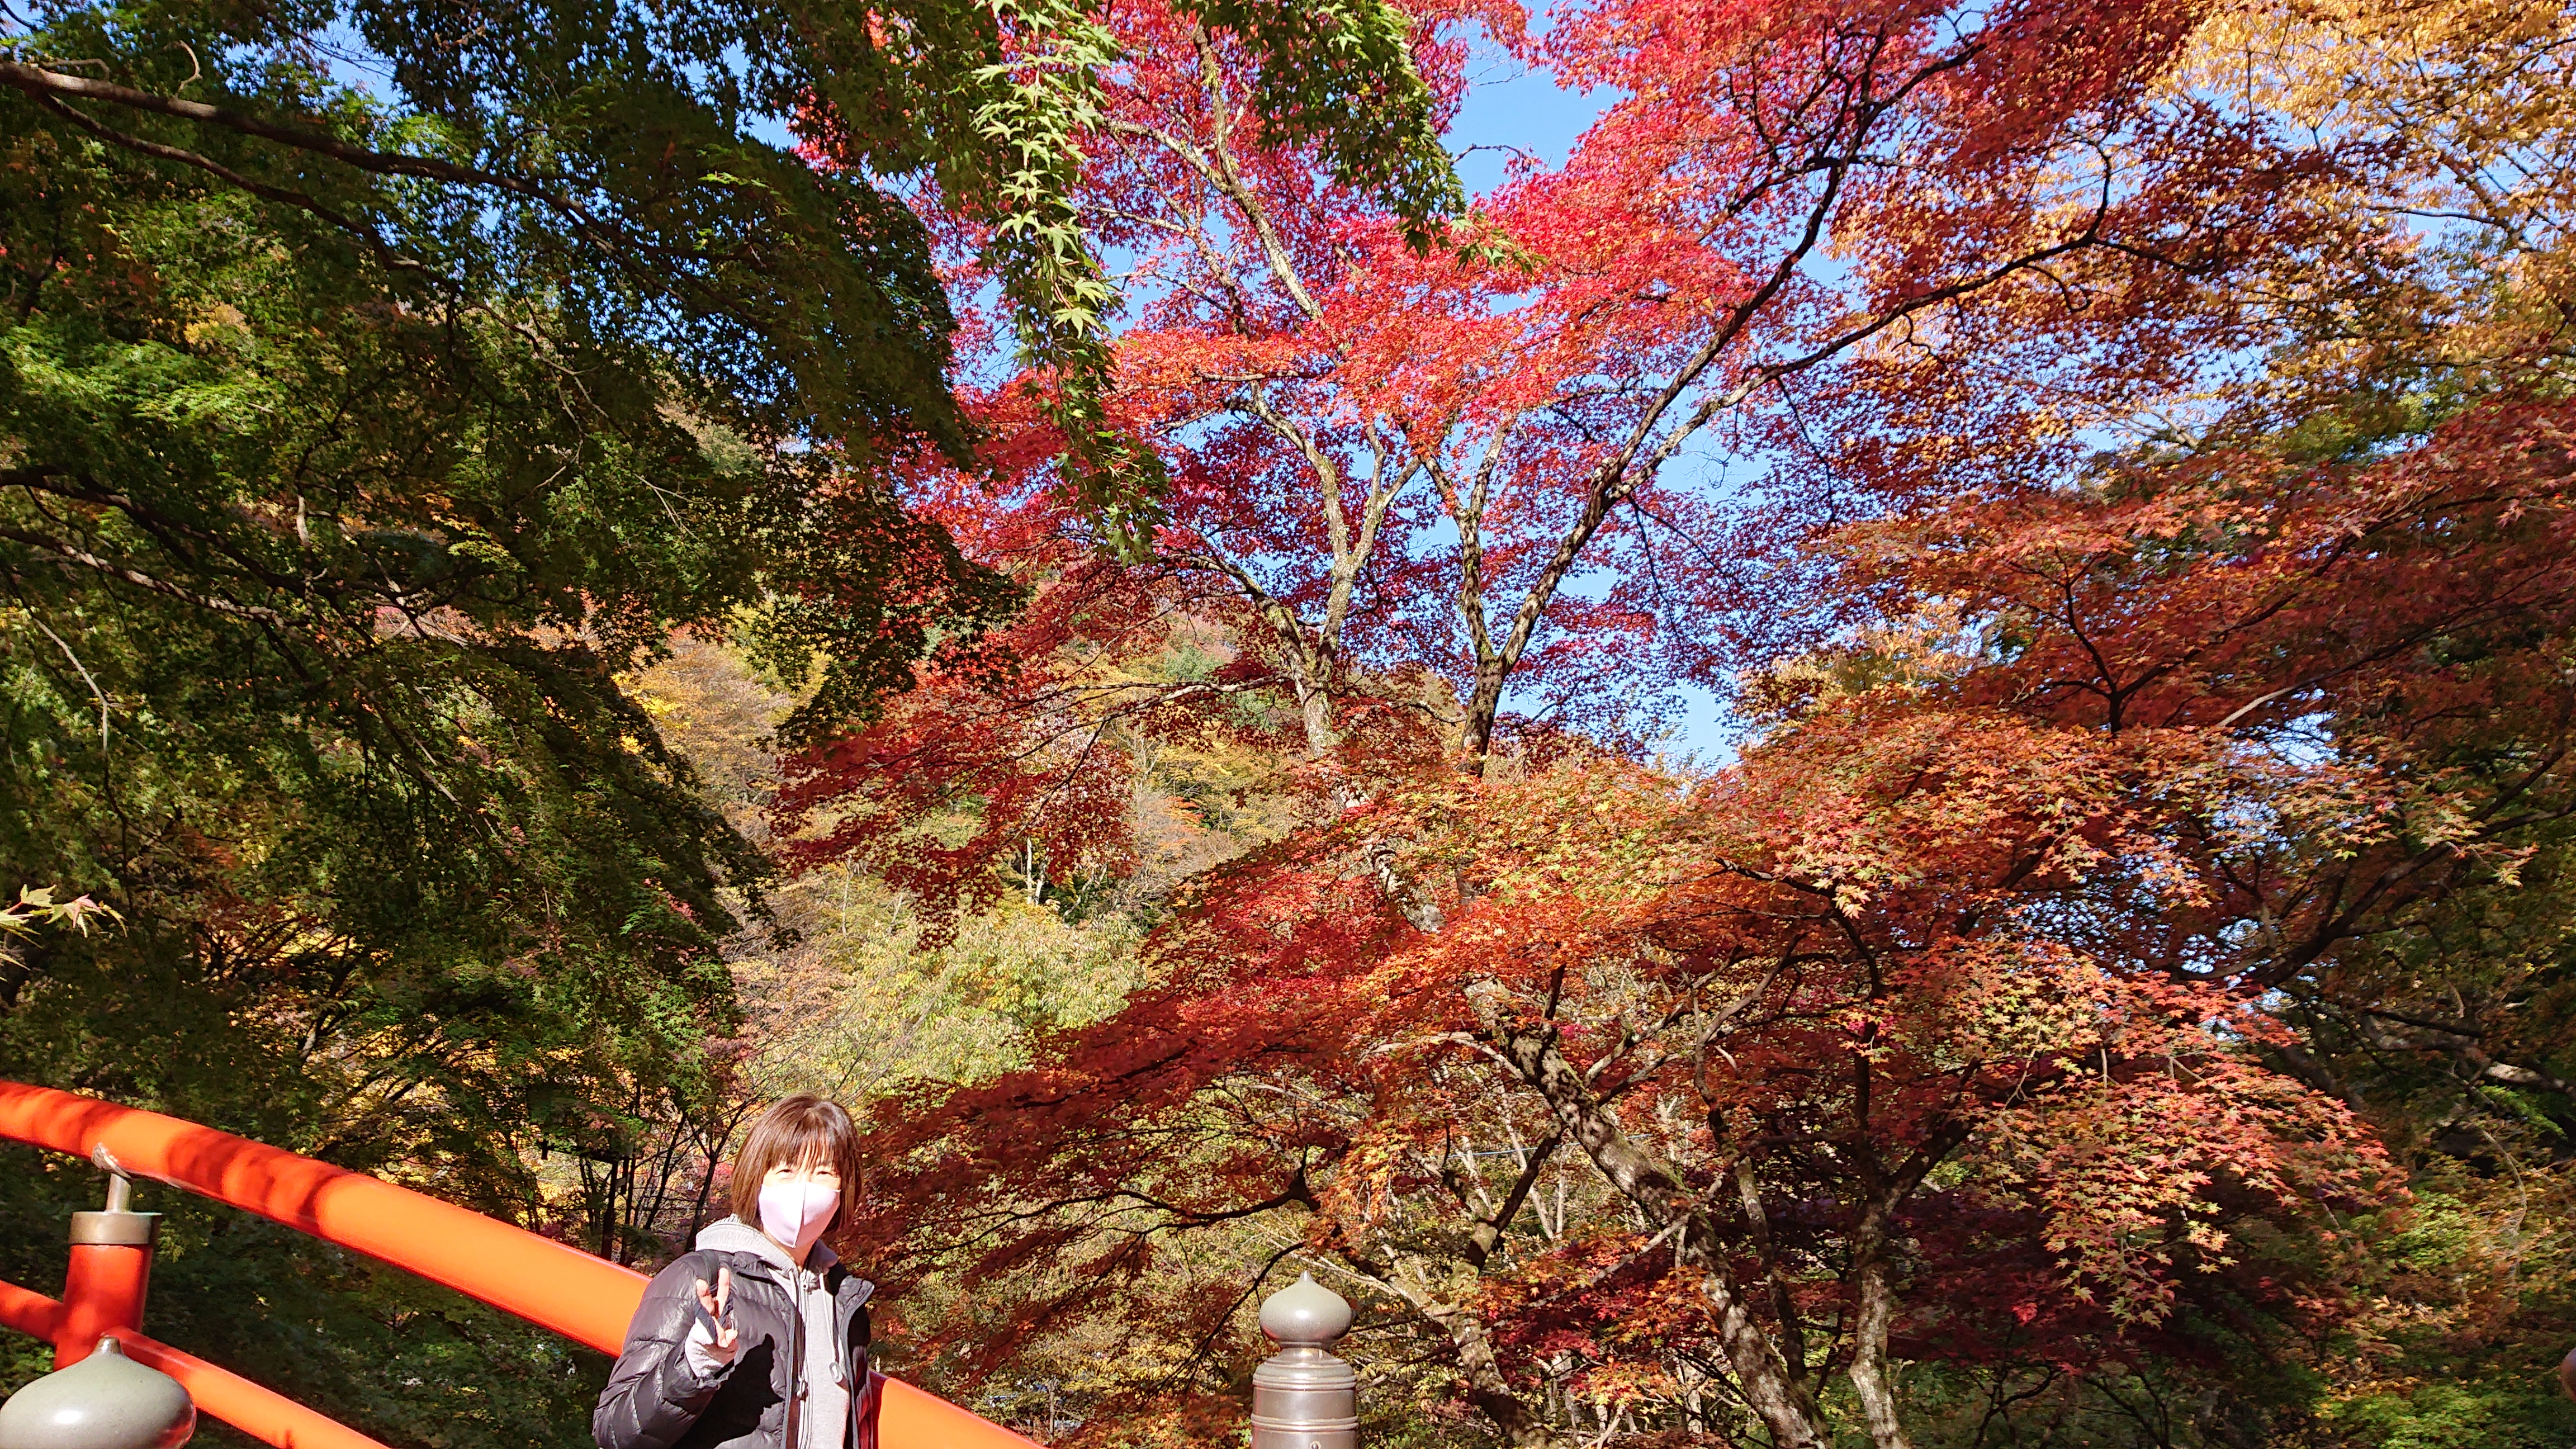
[0,1081,1036,1449]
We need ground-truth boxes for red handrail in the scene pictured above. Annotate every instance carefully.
[0,1278,394,1449]
[0,1081,1038,1449]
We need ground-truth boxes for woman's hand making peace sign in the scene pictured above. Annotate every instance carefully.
[692,1263,740,1367]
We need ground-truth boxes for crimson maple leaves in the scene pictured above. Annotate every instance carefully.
[781,0,2576,1442]
[784,0,2348,853]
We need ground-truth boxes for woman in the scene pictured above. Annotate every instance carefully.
[595,1095,879,1449]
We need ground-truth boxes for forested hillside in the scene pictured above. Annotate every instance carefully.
[6,0,2575,1445]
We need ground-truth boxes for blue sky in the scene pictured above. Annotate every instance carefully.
[1447,34,1606,196]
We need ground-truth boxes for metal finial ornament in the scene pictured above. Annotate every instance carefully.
[1249,1273,1357,1449]
[0,1337,194,1449]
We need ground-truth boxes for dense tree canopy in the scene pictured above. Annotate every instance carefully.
[7,0,2576,1445]
[774,0,2576,1446]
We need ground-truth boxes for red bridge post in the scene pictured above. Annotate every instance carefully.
[54,1149,158,1371]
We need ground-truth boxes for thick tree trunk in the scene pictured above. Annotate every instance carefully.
[1292,666,1339,766]
[1846,1207,1913,1449]
[1461,665,1505,760]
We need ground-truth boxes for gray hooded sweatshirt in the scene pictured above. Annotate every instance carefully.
[689,1216,853,1449]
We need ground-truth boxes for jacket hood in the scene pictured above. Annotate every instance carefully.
[695,1213,842,1275]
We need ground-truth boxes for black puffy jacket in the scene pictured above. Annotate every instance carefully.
[593,1226,879,1449]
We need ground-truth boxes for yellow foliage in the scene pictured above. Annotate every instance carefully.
[2181,0,2576,387]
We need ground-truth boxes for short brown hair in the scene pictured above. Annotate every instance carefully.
[727,1095,863,1234]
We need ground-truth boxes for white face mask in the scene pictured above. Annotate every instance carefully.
[757,1177,839,1257]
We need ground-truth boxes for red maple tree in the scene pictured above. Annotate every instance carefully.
[780,0,2576,1442]
[776,0,2347,912]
